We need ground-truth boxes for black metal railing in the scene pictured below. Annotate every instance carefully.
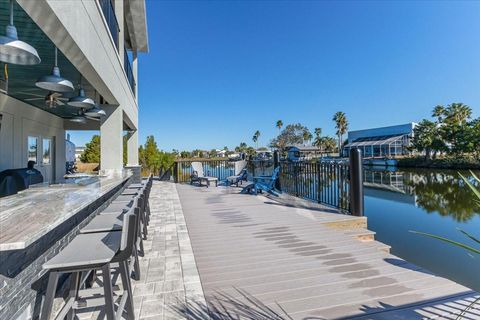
[279,160,351,212]
[98,0,120,50]
[247,159,275,180]
[172,149,364,215]
[124,49,136,96]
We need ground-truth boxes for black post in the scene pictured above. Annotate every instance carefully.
[249,155,255,178]
[349,148,364,216]
[273,150,281,190]
[173,162,178,183]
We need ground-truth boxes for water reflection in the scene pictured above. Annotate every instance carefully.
[364,168,480,222]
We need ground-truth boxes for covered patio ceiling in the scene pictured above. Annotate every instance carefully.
[0,1,98,120]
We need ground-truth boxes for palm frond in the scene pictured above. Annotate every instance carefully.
[409,231,480,255]
[459,172,480,201]
[457,228,480,245]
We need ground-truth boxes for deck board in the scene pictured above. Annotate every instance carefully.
[176,183,479,319]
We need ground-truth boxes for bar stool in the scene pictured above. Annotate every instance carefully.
[111,192,148,239]
[40,208,138,320]
[83,197,143,280]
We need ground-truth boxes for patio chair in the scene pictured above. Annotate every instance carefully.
[190,162,218,187]
[242,166,280,196]
[41,207,137,320]
[226,160,248,186]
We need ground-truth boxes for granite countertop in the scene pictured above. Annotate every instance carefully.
[0,172,131,251]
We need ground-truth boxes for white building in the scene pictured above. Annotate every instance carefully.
[74,146,86,162]
[343,123,416,158]
[0,0,148,183]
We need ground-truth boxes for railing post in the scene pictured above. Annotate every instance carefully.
[173,162,178,183]
[250,155,255,178]
[273,150,281,190]
[349,148,364,216]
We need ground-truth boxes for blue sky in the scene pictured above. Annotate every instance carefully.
[69,0,480,150]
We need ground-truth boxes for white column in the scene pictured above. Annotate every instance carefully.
[100,106,123,174]
[127,130,139,165]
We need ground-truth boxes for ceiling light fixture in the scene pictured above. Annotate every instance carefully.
[0,0,40,65]
[84,106,106,118]
[68,88,95,109]
[36,47,74,92]
[69,116,87,124]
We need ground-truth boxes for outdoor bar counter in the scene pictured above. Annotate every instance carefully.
[0,171,132,320]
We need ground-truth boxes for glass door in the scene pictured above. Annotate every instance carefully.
[42,137,55,183]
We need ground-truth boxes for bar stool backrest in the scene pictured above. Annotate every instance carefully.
[118,211,138,260]
[120,206,137,252]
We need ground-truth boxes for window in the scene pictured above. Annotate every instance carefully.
[28,136,38,163]
[43,139,51,164]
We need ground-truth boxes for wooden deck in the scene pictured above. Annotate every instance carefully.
[176,183,480,319]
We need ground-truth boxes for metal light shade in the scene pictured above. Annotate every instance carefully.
[0,25,40,65]
[68,88,95,108]
[69,116,86,124]
[84,106,106,117]
[0,0,40,65]
[36,66,74,92]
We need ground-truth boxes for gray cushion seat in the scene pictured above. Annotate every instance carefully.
[43,231,121,270]
[122,188,142,196]
[128,183,144,189]
[113,194,136,203]
[80,213,124,234]
[102,202,133,214]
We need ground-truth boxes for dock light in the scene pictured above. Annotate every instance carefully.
[0,0,40,65]
[36,47,74,93]
[68,88,95,109]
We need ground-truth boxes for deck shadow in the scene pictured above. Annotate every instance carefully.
[383,258,434,275]
[169,288,296,320]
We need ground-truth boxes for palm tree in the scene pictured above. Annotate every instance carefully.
[252,130,260,149]
[276,120,283,131]
[447,103,472,125]
[313,128,323,151]
[302,129,312,145]
[432,105,446,123]
[333,111,348,152]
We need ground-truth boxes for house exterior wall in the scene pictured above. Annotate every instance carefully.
[0,94,66,181]
[17,0,141,172]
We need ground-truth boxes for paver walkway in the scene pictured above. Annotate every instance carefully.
[77,181,207,320]
[176,182,480,319]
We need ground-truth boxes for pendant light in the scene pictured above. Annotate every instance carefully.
[84,106,106,118]
[68,88,95,109]
[69,116,86,124]
[36,47,74,92]
[84,90,106,117]
[0,0,40,65]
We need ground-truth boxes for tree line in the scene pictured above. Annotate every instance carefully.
[266,111,349,154]
[411,103,480,160]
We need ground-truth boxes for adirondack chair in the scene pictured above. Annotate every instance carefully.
[226,160,248,186]
[190,162,218,187]
[242,166,280,196]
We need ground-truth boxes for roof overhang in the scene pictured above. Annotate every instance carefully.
[124,0,149,53]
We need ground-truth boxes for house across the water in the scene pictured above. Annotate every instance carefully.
[287,145,323,161]
[342,123,416,158]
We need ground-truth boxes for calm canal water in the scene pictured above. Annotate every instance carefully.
[364,167,480,291]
